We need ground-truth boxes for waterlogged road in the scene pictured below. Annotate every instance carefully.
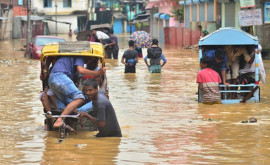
[1,35,270,164]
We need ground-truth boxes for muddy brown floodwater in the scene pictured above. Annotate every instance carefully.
[0,34,270,165]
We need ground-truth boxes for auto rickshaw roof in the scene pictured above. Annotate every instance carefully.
[41,41,105,62]
[90,23,112,31]
[199,27,259,46]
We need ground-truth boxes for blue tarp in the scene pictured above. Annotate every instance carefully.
[154,13,169,20]
[160,14,169,20]
[154,13,160,18]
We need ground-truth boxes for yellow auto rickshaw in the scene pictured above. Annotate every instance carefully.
[40,41,106,142]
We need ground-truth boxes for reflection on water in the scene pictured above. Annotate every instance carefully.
[1,35,270,164]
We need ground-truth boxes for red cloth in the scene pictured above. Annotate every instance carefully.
[83,75,95,81]
[197,68,221,83]
[197,68,222,103]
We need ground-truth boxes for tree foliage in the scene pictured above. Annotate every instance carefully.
[171,7,184,22]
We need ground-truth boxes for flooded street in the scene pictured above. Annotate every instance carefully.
[1,34,270,165]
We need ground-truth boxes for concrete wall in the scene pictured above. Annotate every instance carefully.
[184,5,190,28]
[199,4,205,21]
[33,0,88,34]
[192,5,197,22]
[221,2,240,29]
[0,9,13,40]
[207,3,214,21]
[13,6,27,17]
[33,0,88,15]
[12,17,22,39]
[255,0,270,57]
[47,15,77,34]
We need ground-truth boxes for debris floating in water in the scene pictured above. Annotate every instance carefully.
[75,144,87,148]
[241,117,257,123]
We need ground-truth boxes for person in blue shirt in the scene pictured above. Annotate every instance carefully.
[203,48,229,86]
[144,39,167,73]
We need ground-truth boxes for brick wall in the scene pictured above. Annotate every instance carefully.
[13,6,27,16]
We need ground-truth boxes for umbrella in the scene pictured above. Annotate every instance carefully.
[130,31,152,48]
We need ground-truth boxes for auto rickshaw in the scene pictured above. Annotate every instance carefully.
[40,41,106,141]
[198,27,260,104]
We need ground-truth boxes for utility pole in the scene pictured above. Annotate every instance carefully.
[26,0,32,45]
[129,0,132,35]
[55,0,58,36]
[111,0,114,26]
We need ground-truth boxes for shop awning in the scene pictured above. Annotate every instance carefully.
[131,18,150,24]
[179,0,211,5]
[159,14,169,20]
[145,2,155,9]
[218,0,240,3]
[179,0,239,5]
[113,12,127,19]
[154,13,161,18]
[17,15,45,21]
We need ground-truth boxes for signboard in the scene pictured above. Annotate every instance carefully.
[265,2,270,23]
[238,9,262,26]
[240,0,255,8]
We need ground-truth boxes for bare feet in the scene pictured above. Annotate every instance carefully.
[53,118,63,128]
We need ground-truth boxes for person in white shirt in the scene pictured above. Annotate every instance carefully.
[239,44,266,84]
[91,29,111,45]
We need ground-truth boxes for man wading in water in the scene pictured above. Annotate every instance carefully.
[80,79,122,137]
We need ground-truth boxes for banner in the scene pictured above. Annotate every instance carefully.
[240,0,255,8]
[238,9,262,26]
[265,2,270,23]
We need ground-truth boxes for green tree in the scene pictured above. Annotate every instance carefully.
[171,7,184,22]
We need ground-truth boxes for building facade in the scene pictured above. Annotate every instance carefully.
[146,0,181,47]
[33,0,89,34]
[179,0,270,52]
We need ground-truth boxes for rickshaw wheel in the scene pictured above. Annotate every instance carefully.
[58,125,66,141]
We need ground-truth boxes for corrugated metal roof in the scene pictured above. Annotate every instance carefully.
[16,15,45,21]
[0,17,8,20]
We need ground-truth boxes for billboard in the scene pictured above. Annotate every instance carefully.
[240,0,255,8]
[265,2,270,23]
[238,9,262,26]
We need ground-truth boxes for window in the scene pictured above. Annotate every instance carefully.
[63,0,72,8]
[44,0,52,8]
[18,0,23,6]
